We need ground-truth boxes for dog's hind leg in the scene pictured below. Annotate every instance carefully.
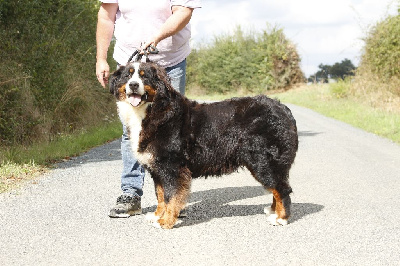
[265,186,292,226]
[246,163,292,226]
[157,166,192,229]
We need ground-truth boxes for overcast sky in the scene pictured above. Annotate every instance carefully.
[190,0,398,77]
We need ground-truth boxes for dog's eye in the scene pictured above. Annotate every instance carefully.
[129,68,134,74]
[139,70,145,76]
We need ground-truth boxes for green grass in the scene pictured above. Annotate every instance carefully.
[0,120,122,192]
[190,83,400,144]
[1,120,122,165]
[0,161,45,193]
[270,84,400,143]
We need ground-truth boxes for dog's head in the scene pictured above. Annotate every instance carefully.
[109,62,171,107]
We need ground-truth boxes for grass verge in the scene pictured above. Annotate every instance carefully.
[189,83,400,144]
[2,83,399,193]
[0,120,122,193]
[0,161,46,193]
[272,84,400,143]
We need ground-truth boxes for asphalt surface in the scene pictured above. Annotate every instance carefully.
[1,104,400,265]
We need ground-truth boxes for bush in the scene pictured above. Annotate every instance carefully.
[187,26,304,95]
[351,10,400,110]
[0,0,116,145]
[361,14,400,81]
[330,78,351,99]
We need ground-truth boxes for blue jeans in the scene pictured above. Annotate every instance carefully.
[120,59,187,196]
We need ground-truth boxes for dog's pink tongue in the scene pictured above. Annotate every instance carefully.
[128,95,141,107]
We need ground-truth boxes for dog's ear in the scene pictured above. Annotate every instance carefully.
[149,63,174,94]
[109,66,125,96]
[145,63,173,110]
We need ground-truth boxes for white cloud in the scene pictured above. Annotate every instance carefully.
[278,0,354,25]
[191,1,252,41]
[191,0,398,76]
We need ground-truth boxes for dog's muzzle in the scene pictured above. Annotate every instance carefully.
[126,82,144,107]
[126,82,152,107]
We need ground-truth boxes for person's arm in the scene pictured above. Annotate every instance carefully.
[142,5,194,50]
[96,3,119,88]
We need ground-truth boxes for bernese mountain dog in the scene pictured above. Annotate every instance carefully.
[109,61,298,229]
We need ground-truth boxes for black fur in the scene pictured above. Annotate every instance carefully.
[109,62,298,228]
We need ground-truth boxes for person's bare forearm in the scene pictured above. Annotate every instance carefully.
[96,4,117,61]
[144,6,194,48]
[96,3,118,87]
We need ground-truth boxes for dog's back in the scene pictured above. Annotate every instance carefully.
[184,96,298,182]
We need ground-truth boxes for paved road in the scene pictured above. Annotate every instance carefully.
[1,104,400,265]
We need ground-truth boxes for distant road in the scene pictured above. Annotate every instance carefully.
[1,104,400,265]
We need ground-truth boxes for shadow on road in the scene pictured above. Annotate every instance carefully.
[298,130,322,137]
[143,186,323,228]
[55,139,122,169]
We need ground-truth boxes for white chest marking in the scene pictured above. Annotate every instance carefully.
[117,101,153,166]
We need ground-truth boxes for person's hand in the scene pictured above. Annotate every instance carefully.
[141,39,158,54]
[96,59,110,88]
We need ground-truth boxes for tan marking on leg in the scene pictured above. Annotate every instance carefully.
[268,189,289,220]
[158,167,191,229]
[158,197,184,229]
[154,184,166,218]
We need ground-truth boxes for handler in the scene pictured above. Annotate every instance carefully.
[95,0,201,217]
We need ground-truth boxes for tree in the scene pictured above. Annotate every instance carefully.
[309,59,356,83]
[314,64,331,83]
[330,59,356,80]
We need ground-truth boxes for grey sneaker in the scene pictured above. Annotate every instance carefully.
[109,194,142,218]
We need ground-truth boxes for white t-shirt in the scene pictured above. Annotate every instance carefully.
[100,0,201,67]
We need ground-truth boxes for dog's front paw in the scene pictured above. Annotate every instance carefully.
[158,218,175,229]
[156,217,182,229]
[145,212,160,223]
[145,212,163,229]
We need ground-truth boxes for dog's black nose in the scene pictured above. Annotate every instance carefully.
[129,81,139,91]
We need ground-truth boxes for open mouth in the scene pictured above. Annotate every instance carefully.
[127,93,148,107]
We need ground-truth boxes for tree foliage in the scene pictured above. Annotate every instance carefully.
[308,59,356,83]
[187,26,304,94]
